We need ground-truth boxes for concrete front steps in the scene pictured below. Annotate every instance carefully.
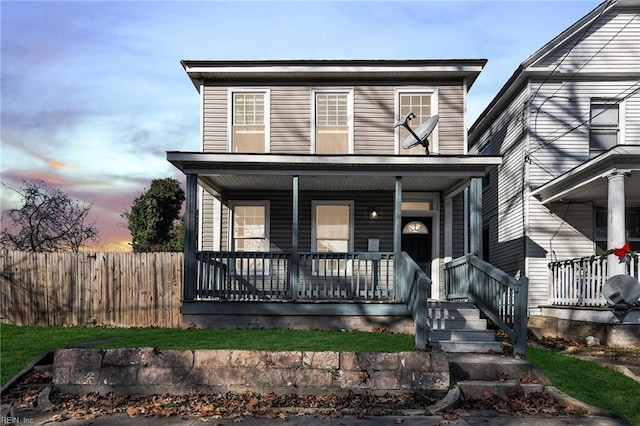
[448,353,547,399]
[427,300,503,353]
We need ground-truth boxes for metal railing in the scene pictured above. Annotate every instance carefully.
[444,254,528,355]
[193,251,395,302]
[548,255,640,306]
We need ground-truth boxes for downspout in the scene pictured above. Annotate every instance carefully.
[523,84,532,312]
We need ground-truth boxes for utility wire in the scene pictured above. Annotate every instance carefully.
[528,0,613,105]
[530,82,640,155]
[529,8,640,153]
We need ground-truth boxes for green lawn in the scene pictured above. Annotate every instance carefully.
[2,324,638,425]
[526,346,640,425]
[0,324,414,386]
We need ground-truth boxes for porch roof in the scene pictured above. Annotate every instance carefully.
[531,145,640,204]
[167,152,502,195]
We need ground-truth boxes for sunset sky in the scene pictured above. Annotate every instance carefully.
[1,0,602,252]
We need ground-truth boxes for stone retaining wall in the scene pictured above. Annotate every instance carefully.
[53,348,449,396]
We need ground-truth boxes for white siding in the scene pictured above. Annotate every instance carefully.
[527,80,640,188]
[527,199,594,309]
[533,9,640,74]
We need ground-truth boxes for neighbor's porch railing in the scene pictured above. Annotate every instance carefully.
[444,254,528,355]
[548,255,640,306]
[193,251,395,301]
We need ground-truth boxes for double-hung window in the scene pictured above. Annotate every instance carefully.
[230,89,270,153]
[312,201,353,274]
[230,202,269,273]
[396,90,438,154]
[590,100,619,157]
[312,89,353,154]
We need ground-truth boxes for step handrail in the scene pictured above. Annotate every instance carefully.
[444,254,528,355]
[397,252,431,350]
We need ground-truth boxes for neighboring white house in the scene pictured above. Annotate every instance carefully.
[468,0,640,344]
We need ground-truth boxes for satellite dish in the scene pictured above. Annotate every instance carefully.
[397,114,439,155]
[603,274,640,322]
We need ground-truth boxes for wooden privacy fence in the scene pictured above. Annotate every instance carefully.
[0,250,183,328]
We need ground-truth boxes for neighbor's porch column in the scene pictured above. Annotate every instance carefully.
[607,171,627,277]
[184,174,198,301]
[291,175,299,300]
[469,177,483,258]
[394,177,402,300]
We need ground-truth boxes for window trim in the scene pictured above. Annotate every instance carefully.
[310,88,354,154]
[227,88,271,153]
[394,88,439,155]
[228,200,270,251]
[589,98,625,157]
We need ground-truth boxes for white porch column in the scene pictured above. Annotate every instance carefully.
[607,171,627,277]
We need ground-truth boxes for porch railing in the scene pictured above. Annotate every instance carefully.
[193,251,395,301]
[444,254,528,355]
[297,252,394,300]
[548,255,640,306]
[396,252,430,350]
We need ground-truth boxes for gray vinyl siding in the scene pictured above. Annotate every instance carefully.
[218,190,395,253]
[534,8,640,74]
[354,87,395,155]
[200,192,215,250]
[437,84,465,155]
[201,83,466,155]
[202,86,227,152]
[451,192,466,259]
[270,87,311,153]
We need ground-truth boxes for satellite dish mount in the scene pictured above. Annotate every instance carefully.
[395,112,439,155]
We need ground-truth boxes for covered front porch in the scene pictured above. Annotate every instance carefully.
[168,152,501,304]
[167,153,516,348]
[531,147,640,345]
[533,146,640,309]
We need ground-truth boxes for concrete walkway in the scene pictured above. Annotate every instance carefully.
[6,407,630,425]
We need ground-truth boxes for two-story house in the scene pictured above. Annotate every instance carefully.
[468,0,640,345]
[168,59,526,352]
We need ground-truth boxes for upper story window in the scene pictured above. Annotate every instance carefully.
[230,89,270,153]
[590,101,619,157]
[396,90,438,155]
[312,89,353,154]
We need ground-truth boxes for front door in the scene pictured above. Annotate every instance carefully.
[401,217,432,274]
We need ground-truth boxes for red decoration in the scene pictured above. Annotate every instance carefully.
[613,244,631,260]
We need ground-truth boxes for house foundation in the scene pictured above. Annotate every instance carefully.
[529,307,640,346]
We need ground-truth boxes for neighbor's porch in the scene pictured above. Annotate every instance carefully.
[548,254,640,307]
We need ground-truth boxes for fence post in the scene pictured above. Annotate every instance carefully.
[514,276,529,356]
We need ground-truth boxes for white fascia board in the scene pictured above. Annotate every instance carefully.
[168,152,502,168]
[184,65,485,75]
